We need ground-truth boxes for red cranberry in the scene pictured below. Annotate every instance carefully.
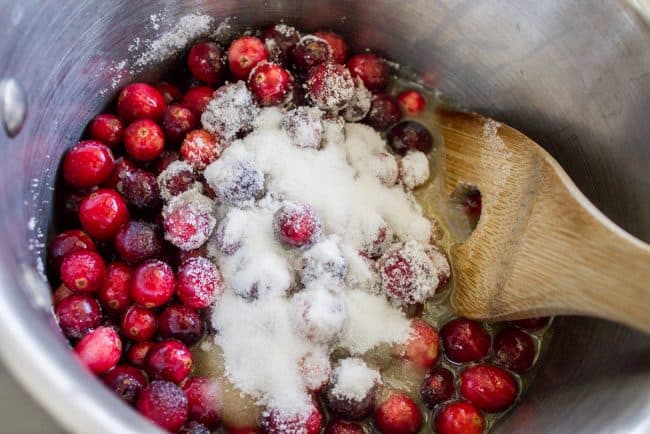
[159,305,205,345]
[176,257,224,308]
[462,189,482,223]
[364,94,401,131]
[387,121,433,154]
[292,35,332,72]
[137,380,189,432]
[179,421,211,434]
[493,328,536,373]
[373,392,422,434]
[52,284,73,304]
[121,305,158,342]
[343,78,372,122]
[262,24,301,65]
[63,140,115,188]
[182,86,215,116]
[440,318,491,364]
[124,119,165,162]
[162,104,197,144]
[434,402,484,434]
[145,339,192,384]
[105,157,161,210]
[347,53,389,91]
[55,294,102,340]
[155,150,181,173]
[325,421,364,434]
[127,341,155,368]
[511,316,550,330]
[115,221,164,265]
[313,31,348,64]
[306,63,355,112]
[274,202,322,247]
[420,367,455,408]
[117,83,167,123]
[157,161,199,200]
[183,376,222,428]
[60,249,106,293]
[227,36,268,80]
[163,193,216,251]
[88,114,124,148]
[79,189,130,240]
[280,107,324,149]
[460,364,518,412]
[262,404,322,434]
[49,230,95,272]
[60,189,89,227]
[180,129,221,170]
[131,260,176,308]
[98,262,132,313]
[325,383,376,421]
[188,41,225,85]
[75,326,122,374]
[248,61,293,106]
[156,82,183,104]
[397,90,426,115]
[402,318,440,369]
[103,365,148,405]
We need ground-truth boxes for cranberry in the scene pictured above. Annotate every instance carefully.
[343,78,372,122]
[182,86,214,116]
[298,238,348,285]
[103,365,148,405]
[60,250,106,293]
[127,341,155,368]
[511,316,550,330]
[262,404,322,434]
[137,380,189,432]
[105,158,161,210]
[325,421,364,434]
[397,90,426,115]
[159,305,205,345]
[387,121,433,155]
[60,189,89,228]
[179,421,211,434]
[49,230,95,272]
[204,156,265,207]
[463,189,482,223]
[262,24,301,64]
[162,104,197,144]
[117,82,167,123]
[373,392,422,434]
[460,364,518,412]
[52,284,73,304]
[145,339,192,384]
[114,221,163,265]
[200,81,259,142]
[248,61,293,106]
[156,82,183,104]
[75,326,122,374]
[98,262,132,313]
[180,129,221,170]
[155,150,181,173]
[183,376,222,428]
[175,246,208,267]
[292,35,332,72]
[401,318,440,369]
[55,294,102,340]
[157,161,200,201]
[298,351,332,393]
[420,367,455,408]
[79,189,130,240]
[176,257,224,308]
[434,402,484,434]
[364,94,401,131]
[188,41,225,85]
[313,31,348,64]
[121,305,158,342]
[360,219,393,259]
[227,36,268,80]
[347,53,389,91]
[88,114,124,148]
[280,107,324,149]
[124,118,165,162]
[163,193,216,250]
[493,328,536,373]
[131,260,176,308]
[274,202,322,247]
[63,140,115,188]
[306,63,355,112]
[325,382,376,421]
[440,318,491,364]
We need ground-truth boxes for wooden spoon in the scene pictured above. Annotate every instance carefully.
[434,109,650,333]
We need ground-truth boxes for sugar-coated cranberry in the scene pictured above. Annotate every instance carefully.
[420,367,455,408]
[298,350,332,393]
[460,364,518,412]
[397,90,426,115]
[159,305,205,345]
[182,86,215,116]
[373,392,422,434]
[188,41,225,85]
[325,421,364,434]
[280,107,323,149]
[434,402,484,434]
[131,260,176,308]
[105,158,161,210]
[306,63,355,112]
[343,78,372,122]
[124,118,165,161]
[387,121,433,155]
[298,237,348,286]
[511,316,550,330]
[440,318,491,364]
[248,61,293,106]
[227,36,268,80]
[274,202,322,247]
[325,379,376,421]
[183,376,222,428]
[163,193,216,251]
[79,189,130,240]
[347,53,390,92]
[176,257,224,308]
[155,150,181,173]
[137,380,188,432]
[290,288,347,344]
[60,249,106,293]
[364,94,401,131]
[117,83,167,123]
[88,114,124,148]
[200,81,259,142]
[63,140,115,188]
[180,129,221,170]
[145,339,193,384]
[127,341,155,368]
[156,82,183,104]
[98,262,132,313]
[55,294,102,340]
[49,230,95,272]
[360,218,393,259]
[262,404,322,434]
[162,104,197,144]
[493,328,536,373]
[75,326,122,374]
[121,305,158,342]
[292,35,332,72]
[313,31,348,64]
[204,154,265,207]
[262,24,301,65]
[103,365,148,405]
[52,284,73,304]
[179,421,211,434]
[115,221,164,265]
[402,318,440,369]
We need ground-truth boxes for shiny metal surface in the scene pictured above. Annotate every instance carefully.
[0,78,27,137]
[0,1,648,433]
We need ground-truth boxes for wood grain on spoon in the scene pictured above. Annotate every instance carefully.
[434,109,650,333]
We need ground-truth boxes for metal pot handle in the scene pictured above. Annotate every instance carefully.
[0,78,27,137]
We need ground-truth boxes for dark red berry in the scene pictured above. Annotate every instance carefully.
[176,257,224,308]
[124,119,165,161]
[292,35,332,72]
[103,365,148,405]
[325,383,376,421]
[401,318,440,369]
[325,421,364,434]
[127,341,155,368]
[364,94,401,131]
[313,31,348,64]
[373,392,422,434]
[162,104,198,144]
[179,421,211,434]
[182,86,215,117]
[306,63,354,112]
[121,305,158,342]
[55,294,102,340]
[60,249,106,293]
[155,150,181,174]
[49,230,95,272]
[460,364,518,412]
[157,161,199,200]
[262,404,322,434]
[248,61,293,106]
[347,53,389,91]
[262,24,301,65]
[137,380,189,432]
[115,221,164,265]
[131,260,176,308]
[440,318,491,364]
[387,121,433,154]
[280,107,324,149]
[60,189,90,228]
[183,376,222,428]
[420,367,455,408]
[79,189,130,240]
[156,82,183,104]
[511,317,550,330]
[493,328,536,373]
[463,189,481,223]
[63,140,115,188]
[145,339,192,384]
[188,41,225,85]
[159,305,205,345]
[434,402,484,434]
[75,326,122,374]
[227,36,269,80]
[396,90,426,115]
[105,157,161,210]
[98,262,132,313]
[117,83,167,123]
[88,114,124,148]
[52,284,73,304]
[274,202,322,247]
[180,129,221,170]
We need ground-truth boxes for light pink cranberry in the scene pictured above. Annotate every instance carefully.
[397,89,426,115]
[176,257,224,308]
[400,318,440,369]
[75,326,122,374]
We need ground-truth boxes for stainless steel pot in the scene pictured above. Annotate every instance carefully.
[0,1,648,433]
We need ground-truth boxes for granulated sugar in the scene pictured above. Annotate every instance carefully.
[330,358,381,401]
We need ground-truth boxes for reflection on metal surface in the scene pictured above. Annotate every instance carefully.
[0,79,27,137]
